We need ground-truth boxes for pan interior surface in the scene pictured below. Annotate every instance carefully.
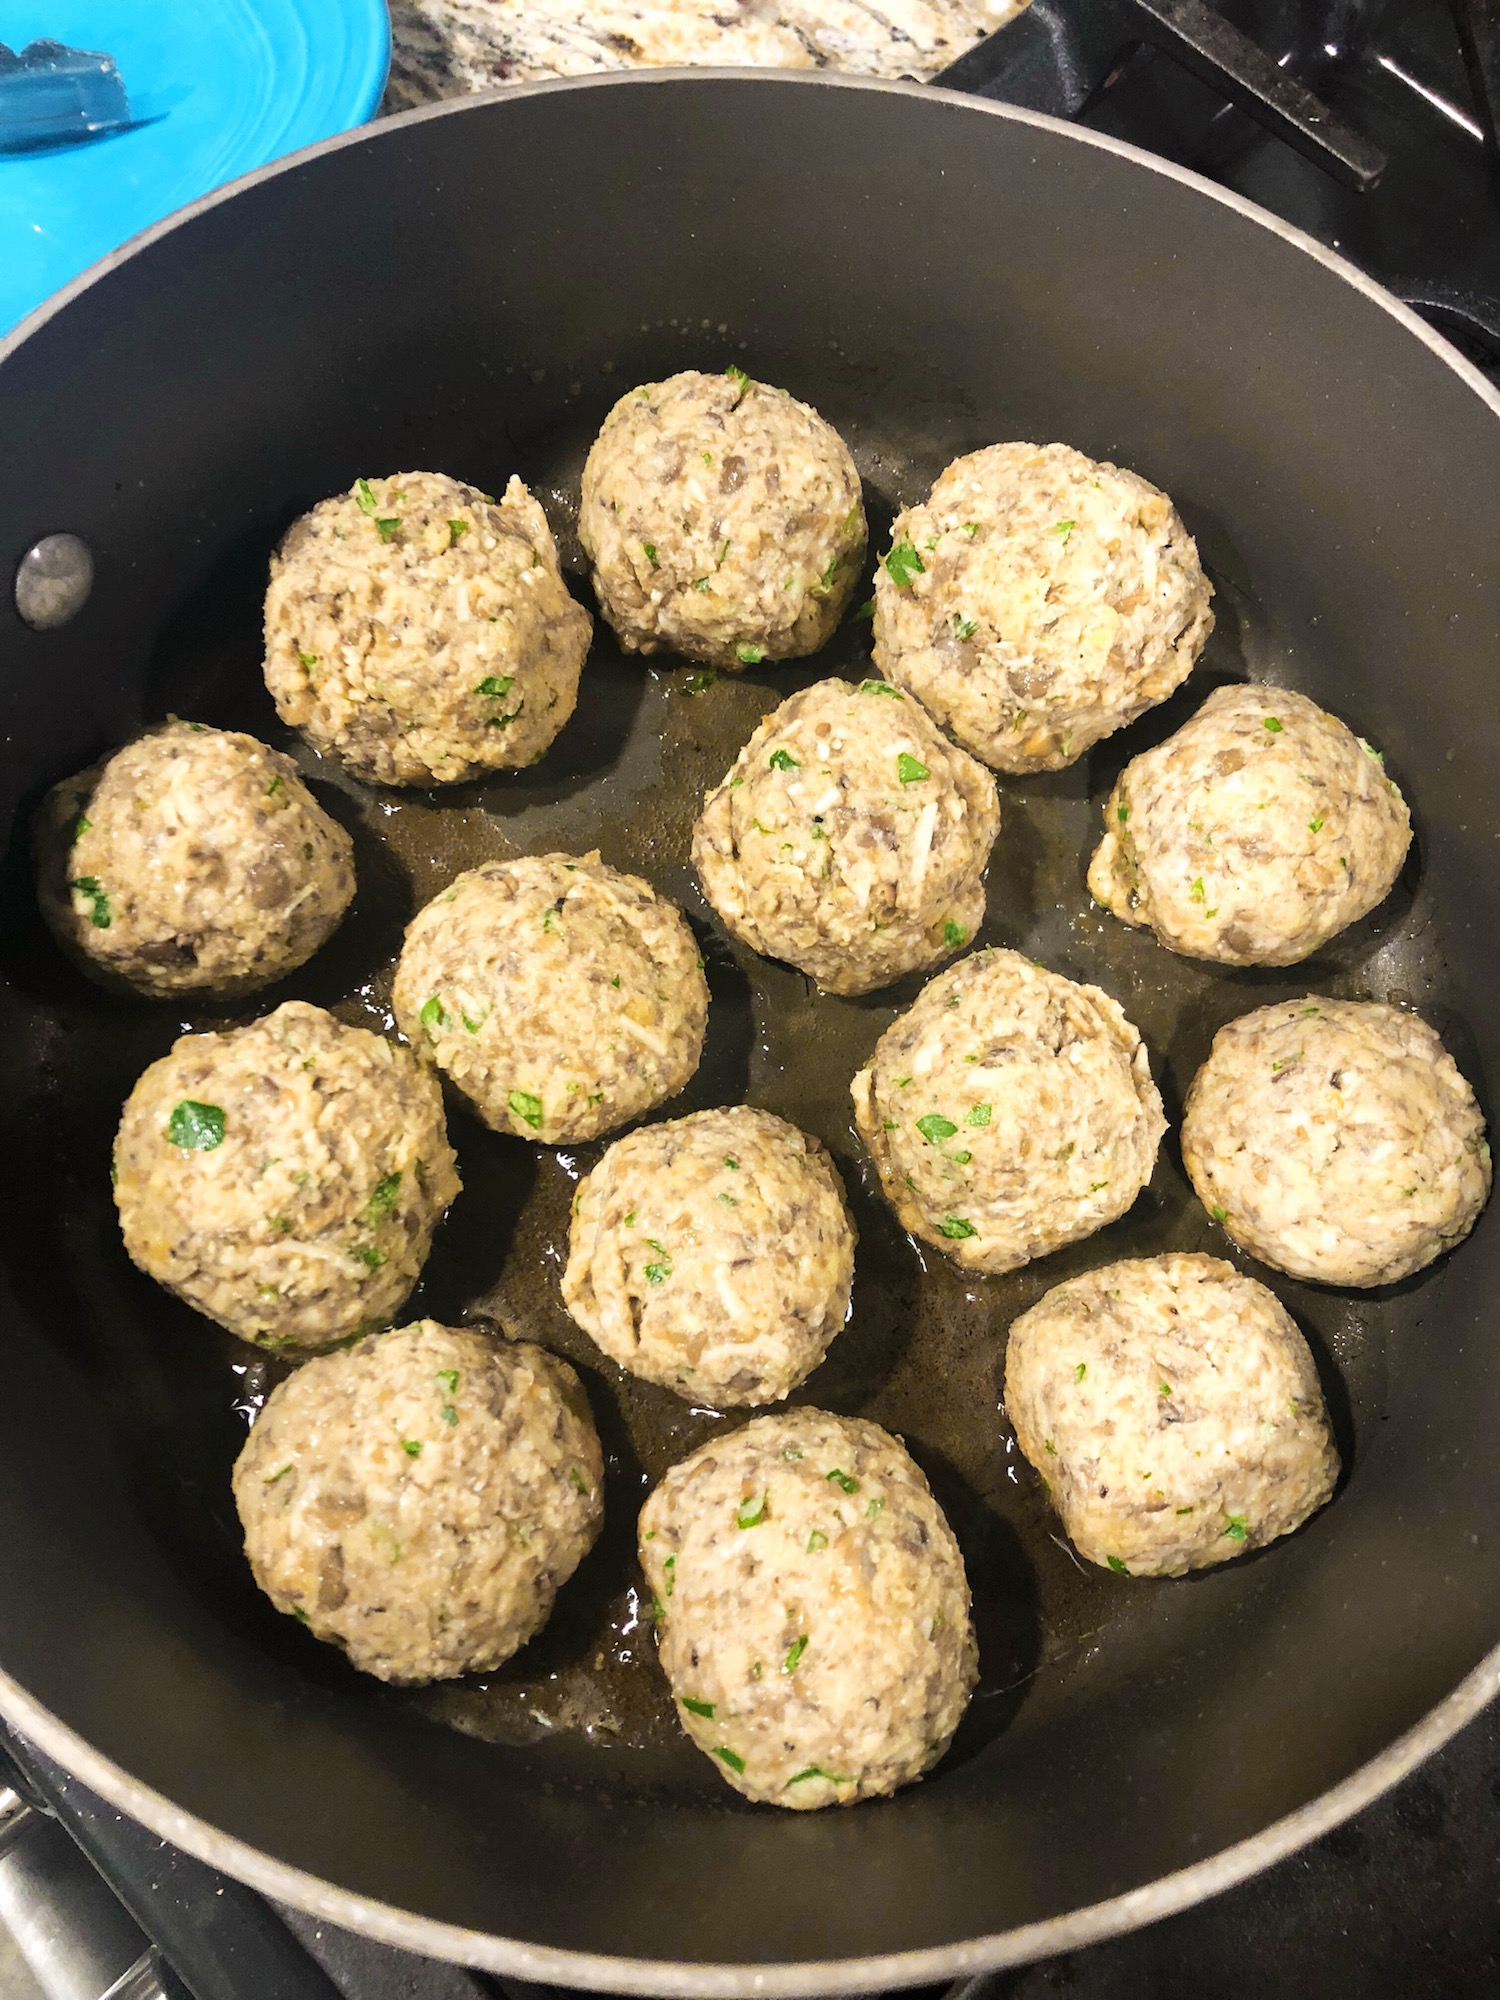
[0,75,1497,1983]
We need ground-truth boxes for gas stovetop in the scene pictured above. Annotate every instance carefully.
[5,5,1499,1997]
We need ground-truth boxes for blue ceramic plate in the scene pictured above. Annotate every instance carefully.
[1,0,390,333]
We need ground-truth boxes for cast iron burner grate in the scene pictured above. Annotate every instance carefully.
[6,5,1500,1998]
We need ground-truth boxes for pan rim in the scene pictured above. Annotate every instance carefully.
[3,64,1499,1991]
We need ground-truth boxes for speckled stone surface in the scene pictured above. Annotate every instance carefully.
[384,0,1023,109]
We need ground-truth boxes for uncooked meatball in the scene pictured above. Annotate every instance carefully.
[851,948,1164,1275]
[872,442,1212,773]
[392,851,708,1144]
[692,677,1000,995]
[114,1001,460,1351]
[234,1322,603,1682]
[1004,1253,1339,1577]
[34,722,353,1000]
[578,367,865,670]
[638,1407,976,1808]
[1182,997,1491,1288]
[264,471,591,785]
[562,1107,855,1406]
[1088,683,1412,966]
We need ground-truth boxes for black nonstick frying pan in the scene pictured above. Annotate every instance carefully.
[1,69,1498,1994]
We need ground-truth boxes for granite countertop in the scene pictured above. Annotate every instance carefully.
[384,0,1023,110]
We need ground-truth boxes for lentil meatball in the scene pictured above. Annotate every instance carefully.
[34,722,353,1000]
[263,471,591,785]
[114,1001,460,1352]
[638,1407,976,1808]
[872,442,1212,773]
[392,851,708,1144]
[1088,683,1412,965]
[562,1106,855,1406]
[1004,1253,1339,1577]
[1182,997,1491,1288]
[578,368,866,670]
[851,949,1165,1275]
[692,677,1000,995]
[234,1322,603,1682]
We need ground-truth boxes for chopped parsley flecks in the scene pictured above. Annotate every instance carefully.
[821,553,842,589]
[961,522,979,538]
[725,363,749,392]
[662,1555,675,1595]
[951,614,978,640]
[884,538,926,589]
[966,1103,991,1127]
[769,748,799,771]
[783,1635,808,1674]
[1189,876,1208,904]
[1222,1515,1248,1542]
[434,1372,459,1404]
[1116,801,1130,823]
[807,1529,828,1552]
[1210,1204,1228,1222]
[476,675,515,698]
[166,1100,226,1152]
[859,678,900,698]
[374,517,401,543]
[826,1468,858,1494]
[448,519,470,545]
[1106,1555,1130,1575]
[420,996,449,1041]
[507,1089,544,1129]
[714,1745,747,1774]
[349,1244,385,1272]
[1308,816,1325,833]
[568,1466,591,1496]
[787,1765,848,1786]
[855,597,876,621]
[736,1491,767,1528]
[1075,1363,1087,1381]
[400,1438,423,1458]
[736,641,767,665]
[1043,1439,1057,1456]
[682,1696,715,1718]
[363,1171,402,1224]
[1263,716,1284,733]
[70,876,111,928]
[643,541,659,568]
[942,919,966,948]
[684,668,717,694]
[897,752,929,785]
[1054,519,1075,541]
[916,1113,958,1144]
[937,1215,977,1240]
[355,478,377,514]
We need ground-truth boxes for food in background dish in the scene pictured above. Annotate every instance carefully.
[872,441,1212,773]
[692,676,1000,995]
[638,1406,976,1807]
[1004,1253,1339,1577]
[1182,997,1491,1287]
[562,1106,856,1406]
[234,1322,603,1681]
[392,851,708,1143]
[384,0,1028,109]
[114,1001,459,1352]
[263,471,591,785]
[851,947,1164,1275]
[1088,682,1411,964]
[578,367,865,670]
[34,721,354,999]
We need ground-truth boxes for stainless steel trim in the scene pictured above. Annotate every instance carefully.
[1,68,1498,1993]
